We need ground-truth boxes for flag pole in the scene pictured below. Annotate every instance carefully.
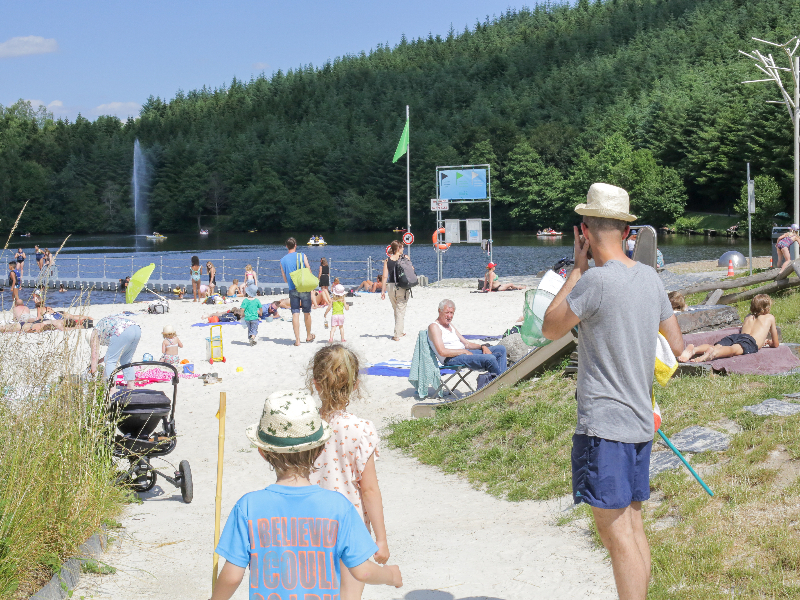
[405,105,411,258]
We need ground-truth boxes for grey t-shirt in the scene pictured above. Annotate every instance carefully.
[567,261,673,443]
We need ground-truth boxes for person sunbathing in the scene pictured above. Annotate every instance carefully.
[482,263,525,292]
[356,275,384,293]
[679,294,778,363]
[209,307,245,321]
[34,294,92,327]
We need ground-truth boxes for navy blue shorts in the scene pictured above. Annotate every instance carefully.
[571,434,652,509]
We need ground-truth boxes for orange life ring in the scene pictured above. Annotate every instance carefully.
[432,228,450,251]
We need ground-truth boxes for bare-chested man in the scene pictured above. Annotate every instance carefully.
[679,294,778,362]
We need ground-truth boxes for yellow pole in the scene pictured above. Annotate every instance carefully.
[212,392,227,591]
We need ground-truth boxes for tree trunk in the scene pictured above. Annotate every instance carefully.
[718,277,800,305]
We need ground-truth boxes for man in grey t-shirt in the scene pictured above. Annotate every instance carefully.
[543,183,683,600]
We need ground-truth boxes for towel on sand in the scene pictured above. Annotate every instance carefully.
[684,327,800,375]
[408,330,443,398]
[115,367,198,386]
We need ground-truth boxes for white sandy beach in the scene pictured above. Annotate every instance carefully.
[69,287,616,600]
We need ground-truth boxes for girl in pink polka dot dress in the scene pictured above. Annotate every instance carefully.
[308,345,389,600]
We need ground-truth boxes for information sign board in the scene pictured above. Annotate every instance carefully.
[439,169,487,200]
[431,199,449,211]
[748,180,755,214]
[466,219,482,243]
[444,219,461,244]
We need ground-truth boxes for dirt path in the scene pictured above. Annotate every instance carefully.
[72,290,616,599]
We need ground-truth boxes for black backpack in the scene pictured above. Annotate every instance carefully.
[395,255,418,289]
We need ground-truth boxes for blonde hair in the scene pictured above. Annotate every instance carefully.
[307,345,361,417]
[258,447,323,479]
[232,278,239,285]
[332,294,345,303]
[245,264,253,272]
[333,277,340,285]
[750,294,773,316]
[668,291,686,311]
[163,332,176,339]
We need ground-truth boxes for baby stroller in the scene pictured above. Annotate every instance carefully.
[106,361,193,503]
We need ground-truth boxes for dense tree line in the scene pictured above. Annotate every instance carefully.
[1,0,800,235]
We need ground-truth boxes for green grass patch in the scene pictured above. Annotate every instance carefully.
[673,212,740,233]
[0,318,125,598]
[389,365,800,597]
[387,372,576,500]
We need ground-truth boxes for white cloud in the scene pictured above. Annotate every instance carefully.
[0,36,58,59]
[91,102,141,119]
[252,61,269,71]
[47,100,63,109]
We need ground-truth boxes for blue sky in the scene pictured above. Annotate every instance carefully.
[0,1,561,122]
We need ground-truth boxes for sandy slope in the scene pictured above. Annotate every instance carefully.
[70,287,615,599]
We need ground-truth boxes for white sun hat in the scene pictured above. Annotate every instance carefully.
[245,390,331,454]
[574,183,637,222]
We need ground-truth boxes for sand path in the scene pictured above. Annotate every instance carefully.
[72,287,615,599]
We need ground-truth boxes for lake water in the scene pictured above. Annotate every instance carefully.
[5,231,770,308]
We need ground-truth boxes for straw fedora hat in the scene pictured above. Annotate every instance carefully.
[162,325,175,335]
[574,183,637,222]
[245,390,331,454]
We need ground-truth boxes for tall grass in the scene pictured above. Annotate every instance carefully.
[0,295,124,598]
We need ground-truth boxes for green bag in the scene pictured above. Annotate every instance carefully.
[290,253,319,292]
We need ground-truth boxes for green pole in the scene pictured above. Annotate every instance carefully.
[657,429,714,497]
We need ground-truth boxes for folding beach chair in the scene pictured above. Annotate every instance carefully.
[427,334,475,396]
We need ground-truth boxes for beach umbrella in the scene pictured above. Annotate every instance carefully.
[126,263,155,304]
[775,212,791,219]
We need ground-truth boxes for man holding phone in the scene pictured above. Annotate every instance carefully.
[542,183,683,600]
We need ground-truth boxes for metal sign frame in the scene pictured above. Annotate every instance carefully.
[433,164,493,281]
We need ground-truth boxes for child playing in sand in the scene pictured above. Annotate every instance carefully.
[241,285,262,346]
[679,294,778,363]
[325,283,349,343]
[211,388,402,600]
[307,345,392,600]
[227,278,243,298]
[668,291,686,312]
[160,325,183,365]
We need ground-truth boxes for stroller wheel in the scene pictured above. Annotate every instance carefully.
[131,461,157,492]
[178,460,193,503]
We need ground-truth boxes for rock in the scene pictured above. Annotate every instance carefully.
[744,398,800,416]
[707,418,743,435]
[497,332,535,364]
[660,425,730,453]
[783,392,800,399]
[650,451,683,477]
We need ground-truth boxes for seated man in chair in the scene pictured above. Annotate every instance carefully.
[428,299,507,375]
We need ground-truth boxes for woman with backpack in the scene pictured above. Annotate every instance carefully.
[381,240,411,341]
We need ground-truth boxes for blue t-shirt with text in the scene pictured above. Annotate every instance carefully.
[280,252,308,291]
[215,484,377,599]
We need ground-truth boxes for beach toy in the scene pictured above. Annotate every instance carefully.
[236,367,243,372]
[180,359,189,364]
[208,315,219,323]
[143,353,154,362]
[183,364,194,374]
[206,324,226,364]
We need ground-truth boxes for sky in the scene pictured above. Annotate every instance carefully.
[0,0,563,122]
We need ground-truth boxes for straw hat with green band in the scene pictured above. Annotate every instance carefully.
[245,390,331,453]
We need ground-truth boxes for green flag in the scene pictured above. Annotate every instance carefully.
[392,119,409,163]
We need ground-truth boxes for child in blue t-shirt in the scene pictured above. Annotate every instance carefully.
[241,285,262,346]
[211,390,403,600]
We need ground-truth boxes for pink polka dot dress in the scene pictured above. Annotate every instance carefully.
[310,410,380,527]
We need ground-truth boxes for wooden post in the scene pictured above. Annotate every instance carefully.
[212,392,227,591]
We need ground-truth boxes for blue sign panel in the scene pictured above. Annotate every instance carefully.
[439,169,487,200]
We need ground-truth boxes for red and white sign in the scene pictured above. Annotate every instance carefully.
[431,199,449,211]
[402,232,415,245]
[385,244,392,257]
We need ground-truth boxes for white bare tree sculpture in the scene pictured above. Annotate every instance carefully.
[739,37,800,228]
